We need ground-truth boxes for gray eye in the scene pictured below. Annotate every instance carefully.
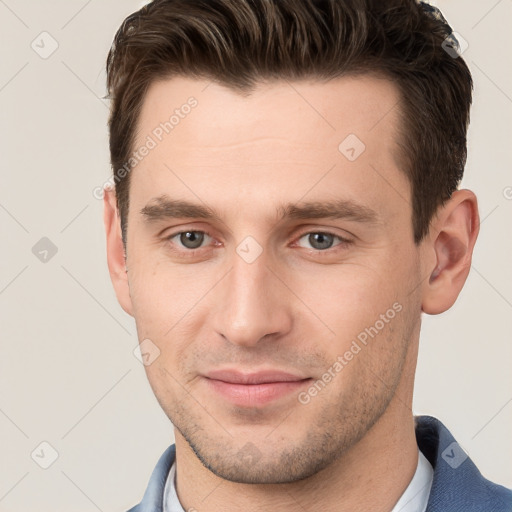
[179,231,205,249]
[302,233,335,250]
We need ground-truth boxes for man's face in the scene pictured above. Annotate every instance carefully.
[122,75,425,483]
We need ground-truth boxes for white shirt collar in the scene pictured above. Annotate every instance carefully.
[163,460,184,512]
[390,450,433,512]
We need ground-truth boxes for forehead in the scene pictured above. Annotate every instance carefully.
[130,74,409,227]
[137,74,402,147]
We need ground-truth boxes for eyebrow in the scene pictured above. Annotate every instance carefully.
[140,195,380,225]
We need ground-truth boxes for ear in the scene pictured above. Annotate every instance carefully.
[421,189,479,315]
[103,186,134,317]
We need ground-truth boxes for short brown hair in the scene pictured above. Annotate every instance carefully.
[106,0,472,245]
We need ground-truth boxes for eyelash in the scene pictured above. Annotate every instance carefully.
[163,229,353,255]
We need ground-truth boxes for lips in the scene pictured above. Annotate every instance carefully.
[203,369,312,407]
[205,369,308,384]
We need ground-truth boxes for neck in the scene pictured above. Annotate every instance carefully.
[175,397,418,511]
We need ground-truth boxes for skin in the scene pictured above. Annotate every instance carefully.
[104,75,479,511]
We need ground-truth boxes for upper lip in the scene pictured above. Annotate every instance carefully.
[204,369,310,385]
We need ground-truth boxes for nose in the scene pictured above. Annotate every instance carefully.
[211,249,293,348]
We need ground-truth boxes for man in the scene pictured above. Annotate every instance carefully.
[103,0,512,511]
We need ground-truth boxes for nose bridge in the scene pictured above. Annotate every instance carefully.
[212,245,292,347]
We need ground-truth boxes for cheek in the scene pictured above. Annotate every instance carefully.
[319,297,414,408]
[292,263,400,331]
[142,359,185,419]
[287,254,419,374]
[127,253,208,336]
[127,257,215,383]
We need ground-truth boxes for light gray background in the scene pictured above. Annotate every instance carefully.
[0,1,511,511]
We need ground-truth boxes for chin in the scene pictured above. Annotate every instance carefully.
[182,428,342,484]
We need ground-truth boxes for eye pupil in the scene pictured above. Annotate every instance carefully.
[180,231,204,249]
[309,233,333,250]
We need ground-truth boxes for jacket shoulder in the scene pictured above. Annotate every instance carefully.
[416,416,512,512]
[126,444,176,512]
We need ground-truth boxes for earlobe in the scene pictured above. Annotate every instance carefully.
[422,190,479,315]
[103,187,134,317]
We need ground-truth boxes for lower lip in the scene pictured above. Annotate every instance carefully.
[205,378,311,407]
